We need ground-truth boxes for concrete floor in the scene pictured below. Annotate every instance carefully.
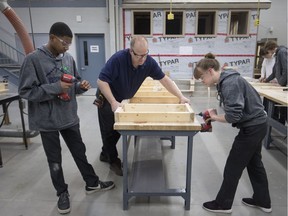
[0,89,286,216]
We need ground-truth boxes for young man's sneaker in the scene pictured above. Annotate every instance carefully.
[110,158,123,176]
[203,200,232,214]
[242,198,272,213]
[57,191,70,214]
[86,180,115,194]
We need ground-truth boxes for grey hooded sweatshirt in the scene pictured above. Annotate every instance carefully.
[18,46,86,131]
[217,70,267,128]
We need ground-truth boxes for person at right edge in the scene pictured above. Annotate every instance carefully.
[263,40,287,125]
[194,53,271,214]
[95,36,190,176]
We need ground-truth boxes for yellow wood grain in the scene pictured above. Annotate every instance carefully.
[130,96,179,104]
[134,91,173,96]
[115,103,194,123]
[114,119,202,131]
[248,82,288,105]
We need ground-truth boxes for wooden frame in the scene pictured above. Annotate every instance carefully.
[131,10,153,36]
[195,10,217,37]
[115,102,195,123]
[164,10,185,37]
[227,10,250,37]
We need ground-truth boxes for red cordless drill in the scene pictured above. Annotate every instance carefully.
[198,110,216,132]
[58,74,77,101]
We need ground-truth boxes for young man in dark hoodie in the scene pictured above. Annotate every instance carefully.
[263,40,287,86]
[18,22,114,214]
[194,53,271,214]
[263,40,287,125]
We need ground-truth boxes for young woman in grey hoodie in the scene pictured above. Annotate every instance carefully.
[194,53,271,214]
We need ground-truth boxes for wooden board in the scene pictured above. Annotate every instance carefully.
[249,82,280,87]
[141,79,161,86]
[130,96,179,103]
[256,88,288,105]
[248,82,288,106]
[134,91,173,97]
[115,103,194,123]
[0,83,8,93]
[114,120,202,131]
[137,86,168,92]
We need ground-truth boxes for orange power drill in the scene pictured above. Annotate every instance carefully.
[198,110,216,132]
[58,74,77,101]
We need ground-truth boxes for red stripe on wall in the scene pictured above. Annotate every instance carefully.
[151,54,255,57]
[124,33,257,37]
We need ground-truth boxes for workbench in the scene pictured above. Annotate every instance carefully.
[249,82,288,149]
[114,102,201,210]
[0,93,26,167]
[0,93,40,167]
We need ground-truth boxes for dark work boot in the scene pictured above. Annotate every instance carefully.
[110,158,123,176]
[99,152,109,163]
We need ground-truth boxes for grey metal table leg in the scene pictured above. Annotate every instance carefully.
[184,135,193,210]
[171,136,175,149]
[122,134,129,210]
[263,99,274,149]
[18,98,28,149]
[0,147,2,167]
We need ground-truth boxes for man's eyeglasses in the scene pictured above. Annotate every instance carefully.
[54,36,72,47]
[131,49,149,59]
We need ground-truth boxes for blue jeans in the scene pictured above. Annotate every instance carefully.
[40,124,99,196]
[215,121,271,208]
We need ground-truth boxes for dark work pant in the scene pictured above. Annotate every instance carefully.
[40,124,99,196]
[215,121,271,209]
[97,99,121,163]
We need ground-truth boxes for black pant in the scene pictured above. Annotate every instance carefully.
[215,122,271,208]
[40,124,99,196]
[97,99,121,163]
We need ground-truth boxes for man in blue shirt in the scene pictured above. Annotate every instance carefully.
[95,36,189,176]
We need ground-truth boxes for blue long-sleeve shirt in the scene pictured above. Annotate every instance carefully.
[98,49,165,102]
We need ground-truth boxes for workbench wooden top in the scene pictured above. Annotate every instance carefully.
[248,81,288,106]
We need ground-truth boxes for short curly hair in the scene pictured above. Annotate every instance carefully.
[264,40,278,52]
[49,22,73,38]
